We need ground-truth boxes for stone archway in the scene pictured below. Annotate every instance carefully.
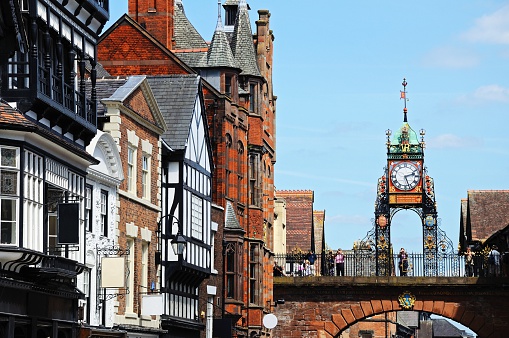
[272,276,509,338]
[323,299,487,337]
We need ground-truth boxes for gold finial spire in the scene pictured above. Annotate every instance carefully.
[400,78,408,122]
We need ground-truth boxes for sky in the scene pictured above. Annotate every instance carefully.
[106,1,509,256]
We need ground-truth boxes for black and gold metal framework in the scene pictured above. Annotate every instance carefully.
[369,79,455,276]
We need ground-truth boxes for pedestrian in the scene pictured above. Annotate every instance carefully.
[489,245,501,277]
[335,249,345,276]
[398,248,409,276]
[464,247,474,277]
[306,250,317,276]
[273,261,286,277]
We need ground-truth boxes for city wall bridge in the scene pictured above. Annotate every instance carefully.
[270,253,509,338]
[271,275,509,338]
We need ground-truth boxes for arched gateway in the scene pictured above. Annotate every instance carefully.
[272,276,509,338]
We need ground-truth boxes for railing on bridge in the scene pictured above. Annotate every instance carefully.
[274,252,490,278]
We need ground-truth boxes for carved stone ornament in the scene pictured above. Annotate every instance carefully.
[398,291,416,309]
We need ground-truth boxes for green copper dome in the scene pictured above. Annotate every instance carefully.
[389,122,422,155]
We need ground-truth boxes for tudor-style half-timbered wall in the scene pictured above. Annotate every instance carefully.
[0,1,109,337]
[151,75,214,338]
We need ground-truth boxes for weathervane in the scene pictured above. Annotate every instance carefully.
[400,78,408,122]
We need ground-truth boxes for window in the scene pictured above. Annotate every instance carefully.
[249,83,257,113]
[127,147,135,193]
[225,7,237,26]
[249,244,258,304]
[142,154,150,199]
[0,147,19,245]
[249,155,257,205]
[226,243,235,298]
[48,210,58,253]
[126,238,135,312]
[100,190,108,236]
[191,195,203,240]
[85,185,92,232]
[225,75,232,96]
[141,242,148,291]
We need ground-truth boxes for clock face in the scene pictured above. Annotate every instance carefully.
[390,162,421,191]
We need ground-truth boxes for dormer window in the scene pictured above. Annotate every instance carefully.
[224,6,237,26]
[225,75,232,96]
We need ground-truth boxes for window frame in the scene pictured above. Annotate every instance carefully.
[191,194,203,240]
[100,190,108,236]
[141,153,150,199]
[0,146,20,246]
[127,146,136,193]
[85,184,92,232]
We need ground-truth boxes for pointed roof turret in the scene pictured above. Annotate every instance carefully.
[230,0,261,77]
[173,0,208,67]
[225,201,243,230]
[387,79,424,155]
[207,1,238,68]
[173,0,208,51]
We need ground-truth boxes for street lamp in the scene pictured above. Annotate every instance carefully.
[171,232,187,256]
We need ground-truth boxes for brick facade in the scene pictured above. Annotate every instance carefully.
[100,78,163,329]
[276,190,315,253]
[98,2,277,336]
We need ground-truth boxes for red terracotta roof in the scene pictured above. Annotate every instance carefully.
[465,190,509,243]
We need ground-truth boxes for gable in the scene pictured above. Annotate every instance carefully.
[466,190,509,243]
[185,94,211,173]
[98,17,193,76]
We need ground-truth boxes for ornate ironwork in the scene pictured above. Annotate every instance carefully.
[96,245,130,310]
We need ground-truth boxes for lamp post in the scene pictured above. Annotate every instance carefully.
[156,214,187,296]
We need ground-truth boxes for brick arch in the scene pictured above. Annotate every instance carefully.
[318,300,491,338]
[273,277,509,338]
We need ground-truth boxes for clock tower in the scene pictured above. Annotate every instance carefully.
[372,79,450,276]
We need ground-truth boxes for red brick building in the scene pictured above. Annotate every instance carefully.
[98,76,165,336]
[97,1,277,337]
[276,190,316,253]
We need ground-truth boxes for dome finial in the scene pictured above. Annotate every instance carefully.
[400,78,408,122]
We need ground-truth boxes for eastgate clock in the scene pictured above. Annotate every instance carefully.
[391,162,421,191]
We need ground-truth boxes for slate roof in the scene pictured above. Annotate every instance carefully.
[207,11,238,69]
[0,101,98,164]
[225,201,243,230]
[93,77,131,115]
[146,75,200,151]
[230,0,261,77]
[85,60,111,78]
[174,1,208,50]
[174,51,208,68]
[464,190,509,243]
[433,319,464,337]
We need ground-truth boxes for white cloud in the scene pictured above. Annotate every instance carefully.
[456,84,509,104]
[462,5,509,44]
[471,84,509,102]
[426,134,483,149]
[421,46,479,68]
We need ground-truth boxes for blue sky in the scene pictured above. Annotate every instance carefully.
[107,1,509,255]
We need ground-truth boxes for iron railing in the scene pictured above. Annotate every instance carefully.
[274,252,492,278]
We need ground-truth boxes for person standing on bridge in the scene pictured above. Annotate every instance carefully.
[464,247,474,277]
[335,249,345,276]
[398,248,409,276]
[489,245,501,277]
